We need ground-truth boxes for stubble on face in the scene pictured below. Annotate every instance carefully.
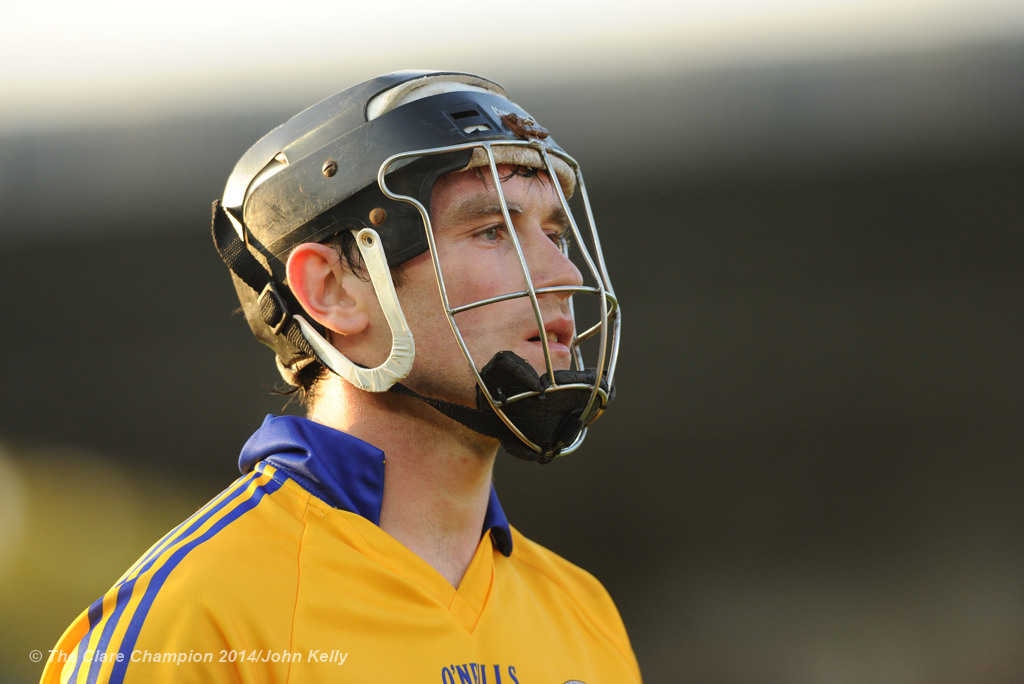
[391,166,579,408]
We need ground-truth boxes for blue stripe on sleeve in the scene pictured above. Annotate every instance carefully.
[73,471,281,684]
[121,475,250,582]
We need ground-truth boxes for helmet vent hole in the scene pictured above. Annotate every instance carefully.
[449,108,492,134]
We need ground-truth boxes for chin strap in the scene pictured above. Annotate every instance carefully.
[213,199,414,392]
[390,351,612,464]
[293,227,414,393]
[211,200,318,362]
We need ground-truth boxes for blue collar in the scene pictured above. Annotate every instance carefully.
[238,415,513,556]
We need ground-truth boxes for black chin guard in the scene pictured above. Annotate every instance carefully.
[391,351,612,464]
[476,352,612,462]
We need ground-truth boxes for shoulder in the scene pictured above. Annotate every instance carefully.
[134,467,313,629]
[499,527,642,679]
[52,468,316,677]
[505,526,635,642]
[506,527,610,599]
[131,465,307,588]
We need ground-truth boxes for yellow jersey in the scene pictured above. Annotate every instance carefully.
[42,415,641,683]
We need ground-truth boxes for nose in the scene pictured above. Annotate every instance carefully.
[524,226,584,296]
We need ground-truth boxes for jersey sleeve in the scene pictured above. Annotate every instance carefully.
[41,468,304,684]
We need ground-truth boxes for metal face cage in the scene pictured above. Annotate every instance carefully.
[378,140,621,457]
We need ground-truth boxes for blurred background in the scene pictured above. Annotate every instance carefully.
[2,1,1022,681]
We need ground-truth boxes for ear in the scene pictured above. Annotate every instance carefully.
[286,242,369,336]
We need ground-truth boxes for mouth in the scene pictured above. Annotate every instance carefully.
[526,320,574,353]
[528,331,563,345]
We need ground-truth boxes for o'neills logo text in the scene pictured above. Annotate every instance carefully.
[441,663,519,683]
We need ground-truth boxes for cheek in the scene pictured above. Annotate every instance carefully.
[441,259,535,339]
[450,300,528,358]
[441,255,527,311]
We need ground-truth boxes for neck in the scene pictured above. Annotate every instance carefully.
[310,376,499,587]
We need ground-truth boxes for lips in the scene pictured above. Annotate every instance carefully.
[526,316,574,349]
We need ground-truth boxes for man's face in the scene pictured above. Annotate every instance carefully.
[394,164,584,408]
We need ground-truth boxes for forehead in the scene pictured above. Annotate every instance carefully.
[430,164,560,223]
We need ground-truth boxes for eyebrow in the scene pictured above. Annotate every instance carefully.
[438,192,571,232]
[440,193,515,227]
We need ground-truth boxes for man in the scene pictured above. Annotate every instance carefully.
[43,70,639,683]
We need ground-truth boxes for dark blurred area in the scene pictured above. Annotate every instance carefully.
[2,41,1022,682]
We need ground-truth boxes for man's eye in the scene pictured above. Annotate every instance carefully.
[478,225,504,242]
[548,229,570,249]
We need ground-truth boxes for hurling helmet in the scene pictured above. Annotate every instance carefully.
[212,70,620,461]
